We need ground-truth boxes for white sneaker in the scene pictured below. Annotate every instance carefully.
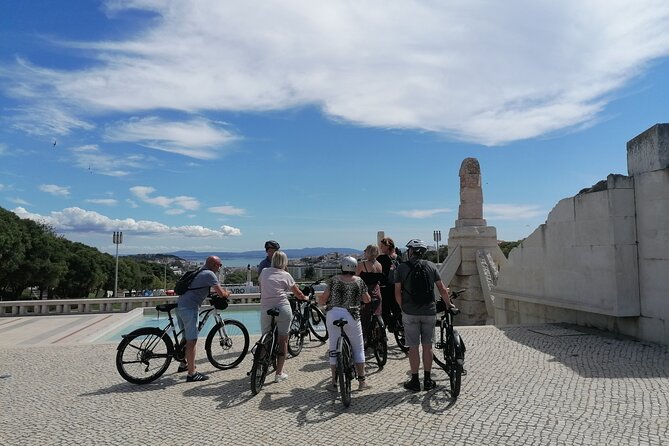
[274,372,288,383]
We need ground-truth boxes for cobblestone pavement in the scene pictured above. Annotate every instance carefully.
[1,324,667,446]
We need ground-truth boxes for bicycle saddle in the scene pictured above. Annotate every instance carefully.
[266,308,280,317]
[156,303,178,313]
[333,319,348,328]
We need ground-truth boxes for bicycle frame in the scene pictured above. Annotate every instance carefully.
[157,303,221,361]
[332,319,356,407]
[249,309,280,395]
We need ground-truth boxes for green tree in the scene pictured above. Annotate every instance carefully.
[304,266,316,280]
[499,240,521,258]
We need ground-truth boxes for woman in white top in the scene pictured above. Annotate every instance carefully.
[258,250,308,383]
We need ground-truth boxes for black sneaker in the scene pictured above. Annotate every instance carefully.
[186,372,209,382]
[403,379,421,392]
[423,379,437,391]
[177,362,188,373]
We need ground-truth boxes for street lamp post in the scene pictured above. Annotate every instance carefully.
[163,259,167,293]
[113,231,123,298]
[433,230,442,263]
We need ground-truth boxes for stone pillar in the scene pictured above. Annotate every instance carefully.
[448,158,499,325]
[456,158,487,227]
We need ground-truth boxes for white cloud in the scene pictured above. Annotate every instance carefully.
[12,206,242,237]
[3,1,669,145]
[85,198,118,206]
[39,184,70,197]
[484,204,546,220]
[70,144,153,177]
[9,197,30,205]
[394,208,452,219]
[0,143,6,156]
[208,205,246,216]
[7,102,94,137]
[104,117,238,159]
[130,186,200,211]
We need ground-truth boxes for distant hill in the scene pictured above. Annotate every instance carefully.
[170,247,361,261]
[123,253,186,262]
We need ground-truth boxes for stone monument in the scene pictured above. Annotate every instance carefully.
[440,158,505,325]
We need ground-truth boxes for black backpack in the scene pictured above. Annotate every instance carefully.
[403,260,434,304]
[174,269,207,295]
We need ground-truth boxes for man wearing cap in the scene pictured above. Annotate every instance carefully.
[257,240,280,275]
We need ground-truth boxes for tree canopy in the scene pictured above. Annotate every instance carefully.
[0,206,178,300]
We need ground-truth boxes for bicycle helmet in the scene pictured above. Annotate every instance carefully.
[264,240,280,250]
[340,256,358,273]
[405,238,428,254]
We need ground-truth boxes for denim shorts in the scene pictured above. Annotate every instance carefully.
[176,307,199,341]
[402,313,436,347]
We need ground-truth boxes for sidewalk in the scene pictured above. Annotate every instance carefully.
[0,320,667,445]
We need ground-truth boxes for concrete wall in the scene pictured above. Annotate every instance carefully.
[493,124,669,346]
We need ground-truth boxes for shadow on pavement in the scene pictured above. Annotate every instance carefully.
[499,324,669,379]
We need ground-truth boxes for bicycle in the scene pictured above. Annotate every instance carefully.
[287,280,329,357]
[331,318,357,408]
[392,313,410,353]
[249,308,280,395]
[116,296,250,384]
[364,298,388,368]
[432,288,466,398]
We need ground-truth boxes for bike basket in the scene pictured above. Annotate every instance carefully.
[209,297,229,310]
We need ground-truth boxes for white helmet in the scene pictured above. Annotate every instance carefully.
[406,238,428,254]
[340,256,358,272]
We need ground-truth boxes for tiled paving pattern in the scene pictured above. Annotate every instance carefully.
[1,322,667,445]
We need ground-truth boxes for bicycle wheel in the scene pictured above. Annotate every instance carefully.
[393,320,409,353]
[433,350,447,370]
[307,306,328,341]
[250,334,271,395]
[337,340,352,407]
[447,333,462,398]
[116,327,173,385]
[205,319,250,369]
[287,313,305,357]
[433,326,446,369]
[371,317,387,368]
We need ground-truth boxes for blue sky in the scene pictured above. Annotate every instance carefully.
[1,1,669,255]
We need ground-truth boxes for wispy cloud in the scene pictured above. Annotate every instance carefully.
[209,205,246,216]
[70,144,153,177]
[9,197,30,206]
[3,1,669,145]
[105,117,238,159]
[7,103,94,137]
[394,208,452,219]
[85,198,118,206]
[39,184,70,197]
[130,186,200,211]
[484,204,546,220]
[13,206,242,237]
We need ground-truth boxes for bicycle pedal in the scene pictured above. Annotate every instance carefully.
[435,342,443,349]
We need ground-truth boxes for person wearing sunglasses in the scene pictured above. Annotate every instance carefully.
[177,255,231,382]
